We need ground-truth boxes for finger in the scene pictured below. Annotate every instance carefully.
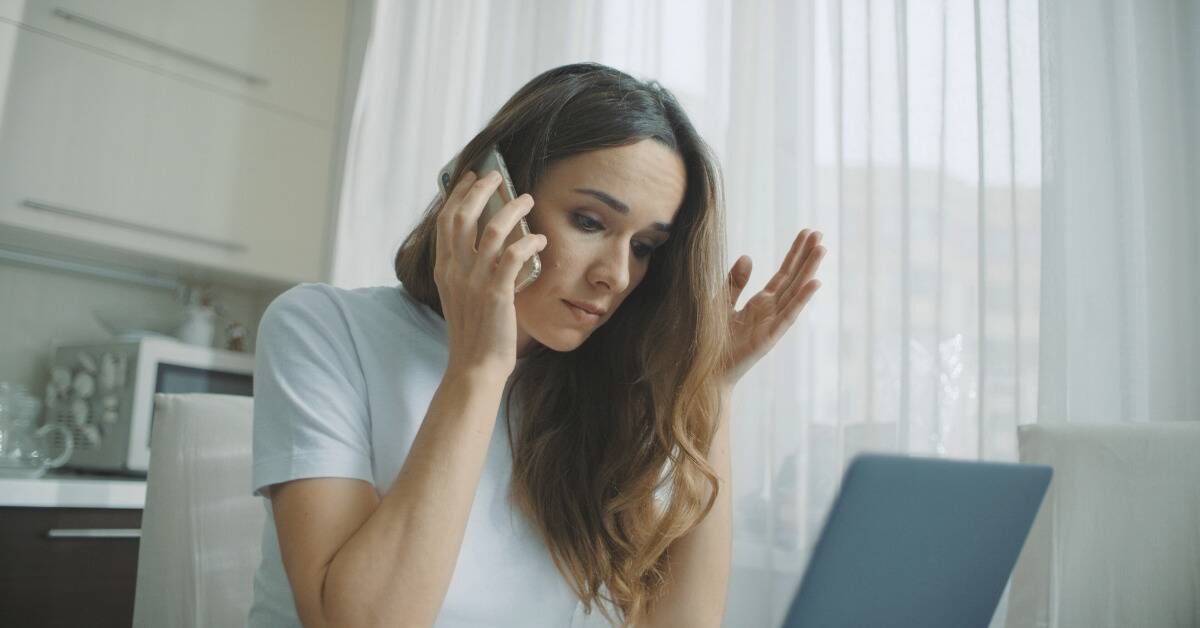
[443,169,479,209]
[763,229,810,294]
[775,232,824,300]
[756,280,821,352]
[435,171,478,267]
[494,232,549,290]
[801,232,823,272]
[728,256,752,308]
[778,245,825,308]
[797,244,826,284]
[476,193,535,269]
[453,171,504,261]
[779,279,822,332]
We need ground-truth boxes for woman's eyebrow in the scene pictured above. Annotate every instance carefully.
[573,188,672,232]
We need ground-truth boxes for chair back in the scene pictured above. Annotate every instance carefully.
[1008,422,1200,628]
[133,393,263,628]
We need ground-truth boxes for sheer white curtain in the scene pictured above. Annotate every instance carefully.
[1038,0,1199,426]
[331,1,1041,626]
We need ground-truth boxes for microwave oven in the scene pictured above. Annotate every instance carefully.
[47,336,254,475]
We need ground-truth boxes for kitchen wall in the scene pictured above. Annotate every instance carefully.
[0,259,281,400]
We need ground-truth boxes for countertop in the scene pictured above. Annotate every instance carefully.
[0,472,146,509]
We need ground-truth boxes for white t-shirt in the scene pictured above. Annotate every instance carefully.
[247,282,592,627]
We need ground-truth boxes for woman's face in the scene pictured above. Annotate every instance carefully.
[515,139,686,355]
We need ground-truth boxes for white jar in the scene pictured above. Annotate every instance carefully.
[177,305,217,347]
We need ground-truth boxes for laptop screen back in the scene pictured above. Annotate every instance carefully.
[781,454,1052,628]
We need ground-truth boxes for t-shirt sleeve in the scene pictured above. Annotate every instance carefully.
[251,284,374,497]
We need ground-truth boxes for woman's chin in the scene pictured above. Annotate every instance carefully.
[529,328,590,353]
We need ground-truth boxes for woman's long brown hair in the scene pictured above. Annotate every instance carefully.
[394,62,730,626]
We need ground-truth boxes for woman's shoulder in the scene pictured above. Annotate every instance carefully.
[260,283,350,329]
[260,281,445,342]
[268,281,399,306]
[263,282,400,320]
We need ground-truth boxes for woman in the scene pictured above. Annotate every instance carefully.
[249,62,825,628]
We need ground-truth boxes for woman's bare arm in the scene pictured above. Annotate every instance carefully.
[271,367,507,628]
[271,169,544,627]
[640,387,734,628]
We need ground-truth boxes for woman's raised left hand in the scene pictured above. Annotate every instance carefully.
[719,229,826,390]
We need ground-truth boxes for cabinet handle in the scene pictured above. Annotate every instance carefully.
[52,7,269,86]
[23,199,249,253]
[47,528,141,539]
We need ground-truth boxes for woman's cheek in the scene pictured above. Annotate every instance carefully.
[541,225,575,271]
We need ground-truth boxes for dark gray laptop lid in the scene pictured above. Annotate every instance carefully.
[781,453,1052,628]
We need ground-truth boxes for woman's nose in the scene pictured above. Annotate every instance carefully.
[588,245,632,293]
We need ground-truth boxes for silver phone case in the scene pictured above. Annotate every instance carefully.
[438,146,541,292]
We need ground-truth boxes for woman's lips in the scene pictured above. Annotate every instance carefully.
[563,300,601,323]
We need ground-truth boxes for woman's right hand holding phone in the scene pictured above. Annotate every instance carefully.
[434,170,547,379]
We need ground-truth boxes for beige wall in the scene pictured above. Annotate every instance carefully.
[0,259,280,400]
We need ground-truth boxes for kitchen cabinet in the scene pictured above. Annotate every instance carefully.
[0,506,143,627]
[0,0,347,124]
[0,475,147,627]
[0,1,350,288]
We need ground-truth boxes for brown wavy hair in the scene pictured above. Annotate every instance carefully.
[394,62,730,626]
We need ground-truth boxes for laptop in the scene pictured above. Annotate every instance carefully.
[780,453,1052,628]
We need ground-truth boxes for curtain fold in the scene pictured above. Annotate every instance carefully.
[332,1,1044,626]
[1038,0,1200,427]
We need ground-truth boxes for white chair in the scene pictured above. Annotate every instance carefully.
[1006,422,1200,628]
[133,393,264,628]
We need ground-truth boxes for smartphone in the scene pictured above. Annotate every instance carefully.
[437,146,541,292]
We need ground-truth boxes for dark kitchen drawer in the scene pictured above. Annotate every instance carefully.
[0,507,142,627]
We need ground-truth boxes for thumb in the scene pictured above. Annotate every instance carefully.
[728,255,752,307]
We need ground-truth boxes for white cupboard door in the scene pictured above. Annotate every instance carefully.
[0,0,347,124]
[158,0,348,125]
[0,23,334,285]
[136,71,334,283]
[0,0,171,66]
[0,0,168,44]
[0,21,148,241]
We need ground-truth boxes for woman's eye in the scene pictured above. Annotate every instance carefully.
[571,213,602,232]
[571,212,656,260]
